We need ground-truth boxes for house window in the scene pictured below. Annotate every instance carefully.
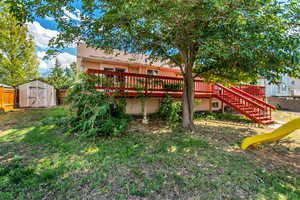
[282,84,287,91]
[277,86,281,94]
[103,67,126,89]
[104,67,114,71]
[103,67,126,72]
[212,102,219,108]
[147,70,159,76]
[291,80,295,85]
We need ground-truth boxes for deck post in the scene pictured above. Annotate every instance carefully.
[209,97,212,113]
[142,99,148,124]
[221,101,224,113]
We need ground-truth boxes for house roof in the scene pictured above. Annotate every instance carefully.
[77,43,178,69]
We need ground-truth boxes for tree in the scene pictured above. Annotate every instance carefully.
[0,2,38,87]
[4,0,33,25]
[27,0,300,129]
[46,60,76,89]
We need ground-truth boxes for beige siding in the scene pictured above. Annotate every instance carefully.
[126,98,160,115]
[125,97,218,115]
[194,98,222,111]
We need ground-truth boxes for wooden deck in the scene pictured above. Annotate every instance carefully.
[87,69,274,124]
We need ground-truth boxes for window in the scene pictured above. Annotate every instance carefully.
[147,70,159,76]
[115,68,126,73]
[282,84,287,92]
[212,102,219,108]
[104,67,114,71]
[291,80,295,85]
[277,86,281,94]
[103,67,126,90]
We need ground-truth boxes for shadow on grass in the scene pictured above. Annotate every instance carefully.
[0,119,299,200]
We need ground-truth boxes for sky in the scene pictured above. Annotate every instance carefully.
[27,8,80,76]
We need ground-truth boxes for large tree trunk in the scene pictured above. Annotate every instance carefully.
[182,63,195,129]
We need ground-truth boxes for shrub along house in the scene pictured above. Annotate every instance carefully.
[77,43,275,124]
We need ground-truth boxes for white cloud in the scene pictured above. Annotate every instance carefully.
[45,16,55,21]
[62,7,81,21]
[37,51,76,69]
[27,21,59,48]
[56,52,76,68]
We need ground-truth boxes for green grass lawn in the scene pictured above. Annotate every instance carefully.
[0,107,299,199]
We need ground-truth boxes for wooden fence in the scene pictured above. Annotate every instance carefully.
[57,89,67,105]
[0,87,16,112]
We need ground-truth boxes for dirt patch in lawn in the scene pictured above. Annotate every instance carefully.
[195,119,300,173]
[130,115,300,174]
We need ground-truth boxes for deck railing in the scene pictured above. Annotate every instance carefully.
[87,69,213,96]
[87,69,265,98]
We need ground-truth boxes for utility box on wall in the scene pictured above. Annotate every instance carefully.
[18,80,56,108]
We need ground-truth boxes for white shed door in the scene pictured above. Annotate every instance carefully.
[28,83,47,107]
[37,86,46,107]
[29,86,37,107]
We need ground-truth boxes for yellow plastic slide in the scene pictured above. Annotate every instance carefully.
[241,118,300,150]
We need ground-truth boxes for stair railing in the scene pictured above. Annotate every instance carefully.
[214,84,269,123]
[230,86,274,121]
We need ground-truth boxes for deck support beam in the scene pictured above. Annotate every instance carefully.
[142,99,148,124]
[221,101,225,113]
[209,97,212,113]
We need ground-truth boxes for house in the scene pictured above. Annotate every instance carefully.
[18,80,56,108]
[258,75,300,97]
[258,75,300,111]
[77,44,222,113]
[77,44,275,124]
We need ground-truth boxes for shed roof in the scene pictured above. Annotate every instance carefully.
[18,80,54,88]
[0,83,13,88]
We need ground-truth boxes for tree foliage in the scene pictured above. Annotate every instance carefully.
[46,61,76,89]
[25,0,300,128]
[4,0,33,25]
[0,2,38,87]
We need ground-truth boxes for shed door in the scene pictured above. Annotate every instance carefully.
[28,86,46,107]
[37,86,46,107]
[29,86,37,107]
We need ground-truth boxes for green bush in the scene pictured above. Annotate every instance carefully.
[65,75,130,137]
[158,95,182,127]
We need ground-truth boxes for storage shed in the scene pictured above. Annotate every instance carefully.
[18,80,56,108]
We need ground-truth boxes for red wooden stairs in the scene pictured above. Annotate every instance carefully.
[213,84,275,125]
